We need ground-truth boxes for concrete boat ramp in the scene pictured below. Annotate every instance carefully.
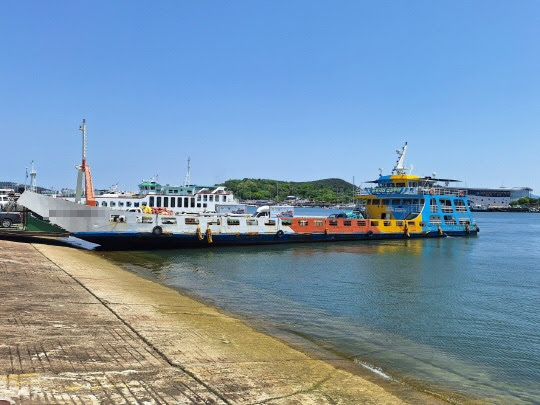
[0,240,444,404]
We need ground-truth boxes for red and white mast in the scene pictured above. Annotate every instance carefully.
[74,119,96,206]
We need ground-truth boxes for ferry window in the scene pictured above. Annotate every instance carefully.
[372,199,380,206]
[420,199,424,205]
[163,197,168,208]
[329,220,338,226]
[383,221,391,226]
[396,221,403,226]
[403,199,410,205]
[149,197,154,207]
[197,203,201,208]
[203,203,207,208]
[344,220,352,226]
[247,219,258,226]
[222,195,227,202]
[366,200,371,205]
[281,220,292,225]
[459,218,470,225]
[209,195,213,202]
[119,202,124,207]
[161,217,177,225]
[314,220,324,227]
[357,220,366,226]
[110,201,116,207]
[197,195,201,201]
[392,199,400,205]
[298,220,309,226]
[101,202,107,207]
[227,218,240,225]
[134,202,139,207]
[265,220,276,226]
[126,202,132,207]
[185,218,199,225]
[157,197,162,207]
[396,183,405,187]
[170,198,175,208]
[429,215,442,224]
[408,221,415,226]
[371,221,379,226]
[184,197,189,207]
[190,198,195,208]
[203,195,207,202]
[412,199,419,205]
[382,199,389,205]
[444,215,456,225]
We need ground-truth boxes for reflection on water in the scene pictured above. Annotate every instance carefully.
[103,212,540,404]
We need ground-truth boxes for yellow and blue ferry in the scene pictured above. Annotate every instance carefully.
[358,142,479,238]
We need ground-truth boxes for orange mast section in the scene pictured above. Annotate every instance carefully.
[83,161,96,206]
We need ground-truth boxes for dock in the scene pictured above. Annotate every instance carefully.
[0,239,441,404]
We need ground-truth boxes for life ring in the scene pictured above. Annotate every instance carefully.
[276,230,284,238]
[367,230,374,237]
[152,226,163,236]
[429,189,435,195]
[206,227,213,243]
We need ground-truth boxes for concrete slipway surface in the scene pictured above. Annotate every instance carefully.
[0,239,447,404]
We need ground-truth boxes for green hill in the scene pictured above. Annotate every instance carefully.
[220,178,357,203]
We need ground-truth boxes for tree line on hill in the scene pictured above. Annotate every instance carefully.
[510,197,540,207]
[220,178,357,203]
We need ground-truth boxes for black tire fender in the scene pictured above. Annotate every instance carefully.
[366,230,374,237]
[152,226,163,236]
[276,230,284,238]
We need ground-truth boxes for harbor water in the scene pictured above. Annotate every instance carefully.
[102,210,540,403]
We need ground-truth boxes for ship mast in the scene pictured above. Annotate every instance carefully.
[184,157,191,187]
[29,160,37,192]
[392,142,412,175]
[74,119,96,206]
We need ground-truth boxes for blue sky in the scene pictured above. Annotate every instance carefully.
[1,1,539,193]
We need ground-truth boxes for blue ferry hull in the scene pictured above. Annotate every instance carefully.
[75,230,478,250]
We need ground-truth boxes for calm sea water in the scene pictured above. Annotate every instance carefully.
[102,210,540,403]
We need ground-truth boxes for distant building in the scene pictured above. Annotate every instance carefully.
[464,187,531,208]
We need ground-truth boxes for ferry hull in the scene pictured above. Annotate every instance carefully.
[75,229,478,250]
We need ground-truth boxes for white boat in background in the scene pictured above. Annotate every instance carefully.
[79,177,244,215]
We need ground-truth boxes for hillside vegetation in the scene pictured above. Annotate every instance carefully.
[221,178,357,203]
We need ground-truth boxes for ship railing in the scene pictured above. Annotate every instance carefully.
[418,187,466,197]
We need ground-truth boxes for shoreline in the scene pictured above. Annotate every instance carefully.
[1,239,444,403]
